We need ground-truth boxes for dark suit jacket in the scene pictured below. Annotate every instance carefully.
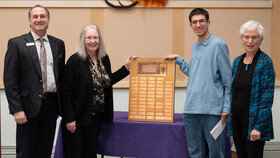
[61,53,129,125]
[4,32,65,118]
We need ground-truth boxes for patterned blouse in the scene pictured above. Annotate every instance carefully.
[88,56,110,114]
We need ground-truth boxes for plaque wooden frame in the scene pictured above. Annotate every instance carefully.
[128,58,176,122]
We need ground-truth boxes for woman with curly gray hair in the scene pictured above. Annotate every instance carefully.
[227,20,275,158]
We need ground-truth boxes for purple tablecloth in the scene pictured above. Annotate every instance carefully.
[54,111,232,158]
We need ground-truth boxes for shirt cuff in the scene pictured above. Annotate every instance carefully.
[175,56,184,65]
[222,106,231,114]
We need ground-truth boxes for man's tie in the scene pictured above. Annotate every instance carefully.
[39,38,47,93]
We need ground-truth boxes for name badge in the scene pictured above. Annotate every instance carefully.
[26,42,35,46]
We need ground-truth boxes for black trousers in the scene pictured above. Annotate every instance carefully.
[233,136,265,158]
[63,113,102,158]
[16,95,57,158]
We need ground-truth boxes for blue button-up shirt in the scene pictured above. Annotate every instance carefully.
[176,34,232,115]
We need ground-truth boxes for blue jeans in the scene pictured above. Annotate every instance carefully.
[183,114,225,158]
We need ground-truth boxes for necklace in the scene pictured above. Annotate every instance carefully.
[245,56,251,71]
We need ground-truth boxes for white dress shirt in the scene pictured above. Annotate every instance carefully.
[31,31,57,92]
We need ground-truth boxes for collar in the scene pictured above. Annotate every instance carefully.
[195,34,214,47]
[30,31,49,42]
[241,48,262,63]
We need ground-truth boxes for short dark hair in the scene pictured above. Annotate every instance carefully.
[28,4,50,19]
[189,8,209,23]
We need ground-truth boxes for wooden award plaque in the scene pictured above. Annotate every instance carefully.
[128,58,176,122]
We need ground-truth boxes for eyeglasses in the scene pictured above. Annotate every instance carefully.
[242,35,261,41]
[85,36,99,41]
[191,19,208,25]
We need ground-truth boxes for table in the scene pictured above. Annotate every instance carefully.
[54,111,232,158]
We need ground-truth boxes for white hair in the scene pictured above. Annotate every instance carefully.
[76,24,107,60]
[239,20,265,38]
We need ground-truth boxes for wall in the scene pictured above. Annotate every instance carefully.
[0,1,279,88]
[0,0,279,156]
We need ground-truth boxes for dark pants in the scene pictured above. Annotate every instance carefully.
[233,136,265,158]
[63,113,102,158]
[16,95,57,158]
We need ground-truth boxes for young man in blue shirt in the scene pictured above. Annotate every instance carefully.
[164,8,231,158]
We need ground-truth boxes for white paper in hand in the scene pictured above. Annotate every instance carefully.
[210,120,226,140]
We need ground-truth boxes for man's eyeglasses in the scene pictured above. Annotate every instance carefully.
[191,19,208,25]
[242,35,261,41]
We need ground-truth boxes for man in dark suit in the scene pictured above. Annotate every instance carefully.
[3,4,65,158]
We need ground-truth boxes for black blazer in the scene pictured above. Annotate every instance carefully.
[4,32,65,118]
[61,53,129,125]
